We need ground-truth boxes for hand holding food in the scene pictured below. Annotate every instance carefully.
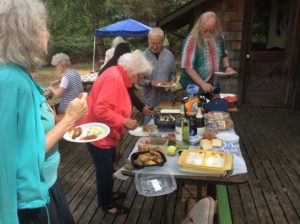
[64,92,87,123]
[124,118,138,130]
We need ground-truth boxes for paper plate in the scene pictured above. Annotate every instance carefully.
[216,132,239,144]
[128,127,149,137]
[156,82,177,88]
[63,122,110,143]
[214,71,236,77]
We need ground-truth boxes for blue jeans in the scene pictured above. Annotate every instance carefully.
[87,143,116,209]
[143,115,152,124]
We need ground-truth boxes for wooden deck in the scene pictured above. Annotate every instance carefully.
[59,108,300,224]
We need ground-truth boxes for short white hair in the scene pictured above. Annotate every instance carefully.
[148,27,164,38]
[0,0,49,71]
[112,36,125,48]
[51,53,71,67]
[118,50,152,77]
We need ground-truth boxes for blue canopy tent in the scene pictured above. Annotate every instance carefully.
[95,19,151,37]
[92,19,151,70]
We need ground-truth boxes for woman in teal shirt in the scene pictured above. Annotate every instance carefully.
[0,0,87,223]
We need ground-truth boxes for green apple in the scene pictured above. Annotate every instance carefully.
[166,145,177,156]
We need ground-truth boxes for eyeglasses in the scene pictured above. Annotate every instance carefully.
[201,28,214,34]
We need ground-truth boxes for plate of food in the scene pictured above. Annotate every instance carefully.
[63,122,110,143]
[155,81,176,88]
[128,126,150,137]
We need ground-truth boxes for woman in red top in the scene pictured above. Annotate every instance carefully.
[82,50,152,215]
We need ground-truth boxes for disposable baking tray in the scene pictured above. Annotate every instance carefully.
[131,151,166,169]
[134,168,177,197]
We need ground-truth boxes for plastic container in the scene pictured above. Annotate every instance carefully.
[137,137,168,146]
[134,168,177,197]
[189,135,201,145]
[216,132,239,144]
[219,93,239,107]
[154,114,180,130]
[177,149,233,174]
[137,137,169,152]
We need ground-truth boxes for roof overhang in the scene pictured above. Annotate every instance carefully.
[157,0,207,31]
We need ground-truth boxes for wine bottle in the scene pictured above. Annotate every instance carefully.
[194,103,205,136]
[182,116,190,144]
[175,105,184,142]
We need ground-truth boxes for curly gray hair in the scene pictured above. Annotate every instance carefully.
[118,50,152,78]
[51,53,71,68]
[0,0,49,71]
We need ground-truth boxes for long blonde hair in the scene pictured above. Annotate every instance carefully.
[190,11,222,47]
[0,0,49,71]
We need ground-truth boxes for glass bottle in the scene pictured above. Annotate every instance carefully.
[194,103,205,136]
[182,108,190,144]
[175,104,184,142]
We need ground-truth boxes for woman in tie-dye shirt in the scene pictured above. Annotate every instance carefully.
[179,11,236,93]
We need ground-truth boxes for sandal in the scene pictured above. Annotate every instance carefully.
[103,203,129,215]
[112,192,126,200]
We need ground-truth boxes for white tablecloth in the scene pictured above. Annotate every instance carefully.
[115,120,247,180]
[81,72,98,82]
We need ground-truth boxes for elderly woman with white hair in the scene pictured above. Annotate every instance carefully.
[0,0,87,223]
[47,53,83,114]
[79,50,152,215]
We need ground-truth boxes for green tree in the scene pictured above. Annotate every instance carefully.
[44,0,189,63]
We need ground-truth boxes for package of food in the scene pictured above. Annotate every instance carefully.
[205,119,234,130]
[207,112,229,120]
[154,114,180,130]
[137,137,169,152]
[184,96,200,116]
[177,149,233,174]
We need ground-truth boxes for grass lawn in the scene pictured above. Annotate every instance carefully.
[33,62,99,88]
[33,62,183,102]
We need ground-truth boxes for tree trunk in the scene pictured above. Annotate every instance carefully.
[93,21,106,67]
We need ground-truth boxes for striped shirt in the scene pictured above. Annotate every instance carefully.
[58,69,83,114]
[179,35,227,92]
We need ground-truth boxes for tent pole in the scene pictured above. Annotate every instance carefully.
[92,35,96,72]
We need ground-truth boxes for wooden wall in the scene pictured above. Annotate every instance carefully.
[197,0,245,93]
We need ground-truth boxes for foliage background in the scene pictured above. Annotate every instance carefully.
[44,0,190,64]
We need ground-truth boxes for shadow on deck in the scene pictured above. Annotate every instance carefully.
[59,108,300,224]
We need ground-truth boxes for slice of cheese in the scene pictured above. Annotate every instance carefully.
[211,139,222,147]
[200,139,212,150]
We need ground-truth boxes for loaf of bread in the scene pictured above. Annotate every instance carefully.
[207,112,229,120]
